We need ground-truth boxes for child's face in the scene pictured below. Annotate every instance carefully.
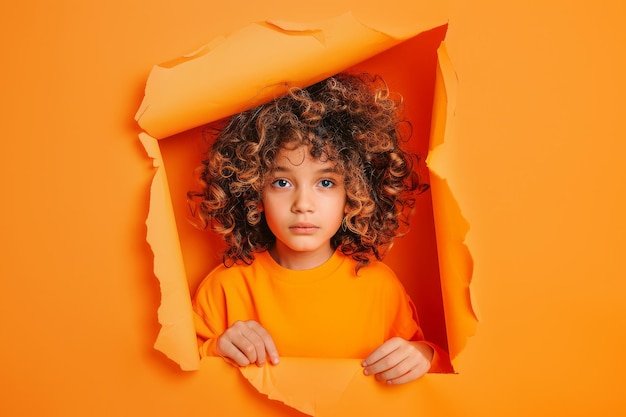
[261,144,347,268]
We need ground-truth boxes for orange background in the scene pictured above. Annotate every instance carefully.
[1,1,625,416]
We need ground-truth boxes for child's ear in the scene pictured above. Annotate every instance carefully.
[257,201,264,213]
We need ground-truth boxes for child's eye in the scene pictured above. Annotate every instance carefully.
[271,179,291,188]
[318,179,335,188]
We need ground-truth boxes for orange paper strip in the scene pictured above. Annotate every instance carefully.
[135,12,446,139]
[140,133,200,370]
[427,42,477,361]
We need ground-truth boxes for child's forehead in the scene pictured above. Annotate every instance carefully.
[271,144,337,171]
[274,145,316,165]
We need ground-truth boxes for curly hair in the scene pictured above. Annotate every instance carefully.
[189,73,427,270]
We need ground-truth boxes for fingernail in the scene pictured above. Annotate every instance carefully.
[272,357,280,365]
[363,369,369,376]
[361,361,367,367]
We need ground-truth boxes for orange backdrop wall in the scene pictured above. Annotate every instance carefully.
[1,1,625,416]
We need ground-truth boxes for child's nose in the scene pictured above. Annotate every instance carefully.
[291,188,314,213]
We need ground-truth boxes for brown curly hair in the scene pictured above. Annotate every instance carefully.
[189,73,427,270]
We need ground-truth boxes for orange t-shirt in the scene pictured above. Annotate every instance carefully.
[193,252,454,372]
[193,250,448,370]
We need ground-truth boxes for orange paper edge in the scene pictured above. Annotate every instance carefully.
[139,133,200,370]
[239,357,360,416]
[202,357,452,417]
[427,42,477,362]
[135,12,444,139]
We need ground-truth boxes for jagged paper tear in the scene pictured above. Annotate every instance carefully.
[136,9,476,416]
[135,12,444,139]
[140,133,200,370]
[427,42,477,361]
[239,358,361,416]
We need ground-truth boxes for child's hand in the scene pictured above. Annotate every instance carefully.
[361,338,433,385]
[216,320,280,367]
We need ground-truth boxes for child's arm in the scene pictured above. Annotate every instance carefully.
[216,320,280,367]
[361,337,433,385]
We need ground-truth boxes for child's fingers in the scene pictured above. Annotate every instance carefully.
[217,320,279,367]
[372,354,422,383]
[217,321,262,365]
[361,337,403,374]
[216,332,254,367]
[362,338,431,384]
[217,322,257,366]
[384,363,429,385]
[246,321,280,365]
[383,346,432,384]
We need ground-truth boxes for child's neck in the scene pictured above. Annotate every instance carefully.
[268,244,335,271]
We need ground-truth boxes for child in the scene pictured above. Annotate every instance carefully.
[190,73,451,385]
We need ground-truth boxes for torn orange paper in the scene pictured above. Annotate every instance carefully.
[136,10,474,417]
[135,12,446,139]
[203,357,452,417]
[140,132,200,370]
[239,358,360,416]
[427,42,477,361]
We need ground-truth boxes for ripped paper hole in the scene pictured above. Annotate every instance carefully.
[136,10,475,416]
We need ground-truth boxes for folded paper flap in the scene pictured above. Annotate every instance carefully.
[427,43,477,361]
[134,12,445,139]
[140,132,200,371]
[233,356,452,416]
[240,357,361,416]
